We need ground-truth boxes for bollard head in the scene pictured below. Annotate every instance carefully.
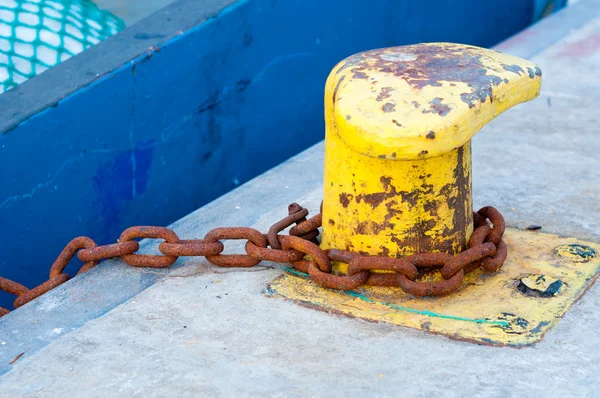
[326,43,542,160]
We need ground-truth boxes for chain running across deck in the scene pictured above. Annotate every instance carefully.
[0,202,506,315]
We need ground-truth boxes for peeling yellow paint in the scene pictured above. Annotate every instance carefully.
[322,43,542,263]
[322,134,473,261]
[268,228,600,347]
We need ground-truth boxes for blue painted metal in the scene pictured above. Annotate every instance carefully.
[533,0,569,21]
[0,0,565,309]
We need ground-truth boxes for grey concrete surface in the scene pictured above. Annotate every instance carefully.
[93,0,178,26]
[1,4,600,398]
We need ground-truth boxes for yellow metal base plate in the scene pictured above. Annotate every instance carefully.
[266,228,599,347]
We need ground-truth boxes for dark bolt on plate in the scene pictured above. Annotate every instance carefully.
[516,274,563,298]
[553,244,597,263]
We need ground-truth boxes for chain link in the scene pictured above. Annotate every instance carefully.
[49,236,99,279]
[309,249,369,290]
[268,205,309,250]
[120,226,180,268]
[159,239,224,257]
[79,241,140,262]
[204,227,267,267]
[0,203,507,315]
[245,238,305,263]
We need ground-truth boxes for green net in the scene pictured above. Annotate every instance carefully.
[0,0,125,94]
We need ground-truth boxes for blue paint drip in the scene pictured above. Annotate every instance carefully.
[281,268,508,326]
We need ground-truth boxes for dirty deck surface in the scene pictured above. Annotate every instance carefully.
[1,1,600,396]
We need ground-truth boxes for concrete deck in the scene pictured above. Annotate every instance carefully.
[1,1,600,396]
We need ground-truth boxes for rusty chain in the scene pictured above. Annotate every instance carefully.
[0,203,506,316]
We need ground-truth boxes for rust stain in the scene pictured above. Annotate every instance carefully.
[390,217,456,255]
[380,176,393,191]
[352,69,369,79]
[454,145,471,249]
[355,220,391,235]
[383,200,402,228]
[397,190,419,207]
[347,171,466,254]
[337,43,531,109]
[437,145,471,252]
[376,87,394,101]
[355,170,464,254]
[382,102,396,113]
[423,199,438,214]
[422,97,451,116]
[339,193,353,208]
[354,175,424,210]
[379,246,390,257]
[390,222,423,250]
[355,176,396,209]
[354,198,402,237]
[355,192,389,209]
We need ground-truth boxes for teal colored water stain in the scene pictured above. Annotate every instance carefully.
[282,267,310,278]
[281,267,509,326]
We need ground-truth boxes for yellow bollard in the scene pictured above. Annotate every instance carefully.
[272,43,600,346]
[321,43,541,271]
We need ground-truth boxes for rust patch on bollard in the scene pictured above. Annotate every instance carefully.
[334,43,540,109]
